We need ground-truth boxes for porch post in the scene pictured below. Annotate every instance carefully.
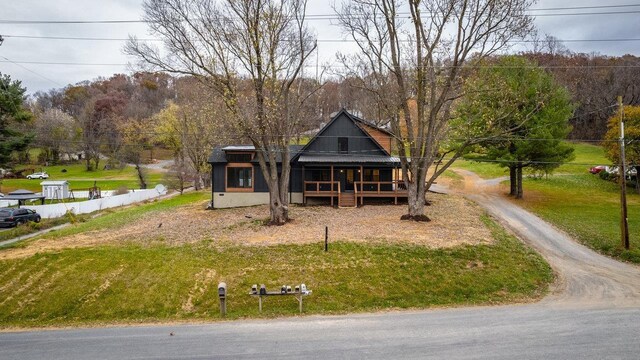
[359,165,363,206]
[330,165,334,207]
[394,167,398,205]
[302,165,306,206]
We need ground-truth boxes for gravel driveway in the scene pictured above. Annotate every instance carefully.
[455,169,640,308]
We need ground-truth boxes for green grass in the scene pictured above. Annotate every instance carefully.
[0,215,85,244]
[452,142,611,179]
[0,215,552,328]
[513,143,640,263]
[1,163,164,193]
[521,174,640,263]
[556,142,611,175]
[453,159,507,179]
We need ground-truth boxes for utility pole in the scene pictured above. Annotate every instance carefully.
[618,96,630,250]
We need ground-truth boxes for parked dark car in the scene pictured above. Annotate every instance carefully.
[0,208,41,228]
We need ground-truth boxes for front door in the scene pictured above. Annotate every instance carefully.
[340,168,355,192]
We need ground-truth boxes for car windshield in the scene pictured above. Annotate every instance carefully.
[0,210,12,217]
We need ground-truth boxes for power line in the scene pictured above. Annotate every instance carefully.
[3,4,640,24]
[6,34,640,44]
[5,59,640,69]
[0,56,63,87]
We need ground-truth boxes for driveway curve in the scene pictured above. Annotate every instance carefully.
[455,169,640,308]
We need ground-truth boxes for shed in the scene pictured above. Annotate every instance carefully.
[41,180,70,200]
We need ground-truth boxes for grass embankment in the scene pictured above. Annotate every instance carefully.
[1,163,164,193]
[4,192,209,250]
[455,142,640,263]
[0,194,552,328]
[0,214,88,244]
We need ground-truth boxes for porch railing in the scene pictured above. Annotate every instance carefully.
[355,180,408,194]
[304,181,339,194]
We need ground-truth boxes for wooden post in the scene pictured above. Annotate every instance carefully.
[394,167,398,204]
[359,166,363,206]
[258,296,262,313]
[302,166,306,205]
[325,226,328,252]
[330,165,334,207]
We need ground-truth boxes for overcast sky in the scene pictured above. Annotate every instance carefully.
[2,0,640,94]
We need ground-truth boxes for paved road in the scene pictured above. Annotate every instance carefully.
[1,306,639,360]
[1,171,639,359]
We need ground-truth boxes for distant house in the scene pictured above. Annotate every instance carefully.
[208,109,407,209]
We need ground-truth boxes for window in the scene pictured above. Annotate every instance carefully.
[338,137,348,153]
[364,169,380,182]
[227,167,252,189]
[226,153,253,163]
[311,169,330,181]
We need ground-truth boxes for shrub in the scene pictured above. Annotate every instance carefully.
[599,171,616,182]
[113,186,129,196]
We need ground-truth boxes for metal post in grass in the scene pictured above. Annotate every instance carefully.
[218,282,227,316]
[325,226,328,252]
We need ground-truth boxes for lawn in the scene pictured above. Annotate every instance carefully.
[521,174,640,263]
[0,214,552,328]
[453,142,609,179]
[492,142,640,263]
[0,163,164,193]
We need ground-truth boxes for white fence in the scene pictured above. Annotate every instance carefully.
[72,190,116,199]
[23,185,167,219]
[0,200,19,207]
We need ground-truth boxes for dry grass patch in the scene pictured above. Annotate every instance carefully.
[0,193,492,260]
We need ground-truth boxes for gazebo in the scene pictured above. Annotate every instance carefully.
[2,189,46,207]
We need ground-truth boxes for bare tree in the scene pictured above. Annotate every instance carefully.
[126,0,317,225]
[33,108,80,163]
[336,0,534,220]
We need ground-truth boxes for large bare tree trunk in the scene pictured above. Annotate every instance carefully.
[267,177,289,225]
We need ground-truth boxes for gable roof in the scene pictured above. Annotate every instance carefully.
[291,109,391,162]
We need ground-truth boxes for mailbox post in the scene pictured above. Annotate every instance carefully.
[218,282,227,316]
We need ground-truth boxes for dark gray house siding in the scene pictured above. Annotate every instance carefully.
[300,112,387,157]
[208,109,403,208]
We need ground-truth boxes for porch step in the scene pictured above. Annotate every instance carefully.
[339,192,357,208]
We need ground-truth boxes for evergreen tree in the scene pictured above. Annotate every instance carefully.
[0,73,33,168]
[455,56,574,198]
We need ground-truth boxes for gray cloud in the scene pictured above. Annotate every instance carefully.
[1,0,638,94]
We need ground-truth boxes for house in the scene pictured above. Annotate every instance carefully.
[208,109,407,209]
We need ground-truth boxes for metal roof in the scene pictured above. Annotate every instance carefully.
[40,181,69,185]
[297,155,400,164]
[208,145,304,164]
[222,145,255,151]
[8,189,35,195]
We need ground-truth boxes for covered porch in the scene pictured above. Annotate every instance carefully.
[301,163,408,208]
